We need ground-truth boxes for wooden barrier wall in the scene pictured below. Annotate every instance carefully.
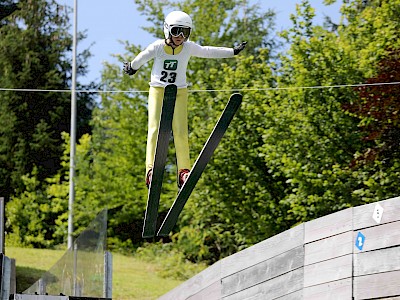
[159,196,400,300]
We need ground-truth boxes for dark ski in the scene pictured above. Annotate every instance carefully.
[157,93,242,237]
[142,84,177,238]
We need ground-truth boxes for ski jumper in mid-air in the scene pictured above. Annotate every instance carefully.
[123,10,246,189]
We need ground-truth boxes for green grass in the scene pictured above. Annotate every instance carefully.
[6,247,183,300]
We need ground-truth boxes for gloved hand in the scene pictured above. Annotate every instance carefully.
[123,61,137,75]
[233,41,247,55]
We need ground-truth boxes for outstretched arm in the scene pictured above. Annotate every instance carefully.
[189,41,247,58]
[122,41,157,75]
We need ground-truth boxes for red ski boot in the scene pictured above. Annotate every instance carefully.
[177,169,190,189]
[146,168,153,188]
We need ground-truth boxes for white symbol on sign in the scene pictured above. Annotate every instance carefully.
[355,232,366,251]
[372,203,384,224]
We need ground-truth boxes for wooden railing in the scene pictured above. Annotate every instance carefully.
[159,196,400,299]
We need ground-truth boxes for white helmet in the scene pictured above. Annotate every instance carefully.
[164,11,193,41]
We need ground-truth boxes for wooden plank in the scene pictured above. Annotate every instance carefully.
[222,267,303,300]
[221,246,304,297]
[187,280,221,300]
[303,278,352,299]
[220,224,304,278]
[353,196,400,230]
[354,270,400,299]
[354,246,400,277]
[158,261,221,300]
[275,289,303,300]
[304,254,352,288]
[371,297,400,300]
[353,221,400,253]
[304,208,352,243]
[305,231,353,265]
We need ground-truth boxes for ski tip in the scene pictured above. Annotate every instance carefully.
[230,93,243,107]
[230,93,243,101]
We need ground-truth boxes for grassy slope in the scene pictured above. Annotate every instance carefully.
[6,247,182,300]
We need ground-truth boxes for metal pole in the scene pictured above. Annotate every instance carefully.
[0,198,4,254]
[68,0,78,249]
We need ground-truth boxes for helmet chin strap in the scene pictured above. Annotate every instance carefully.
[165,37,178,55]
[166,37,177,47]
[166,35,184,48]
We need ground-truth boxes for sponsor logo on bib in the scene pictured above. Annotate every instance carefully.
[164,60,178,70]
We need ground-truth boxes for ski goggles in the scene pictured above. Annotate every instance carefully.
[170,26,191,38]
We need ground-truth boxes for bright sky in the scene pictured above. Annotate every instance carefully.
[56,0,342,85]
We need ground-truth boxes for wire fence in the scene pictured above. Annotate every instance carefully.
[0,81,399,94]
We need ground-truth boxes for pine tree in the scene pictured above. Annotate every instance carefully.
[0,2,19,22]
[0,0,95,200]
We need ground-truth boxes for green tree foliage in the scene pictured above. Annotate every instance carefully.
[174,52,288,262]
[82,79,151,248]
[255,1,364,225]
[340,48,400,201]
[7,0,400,262]
[173,0,400,262]
[71,0,400,262]
[0,0,95,200]
[6,133,92,247]
[343,49,400,165]
[255,0,400,229]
